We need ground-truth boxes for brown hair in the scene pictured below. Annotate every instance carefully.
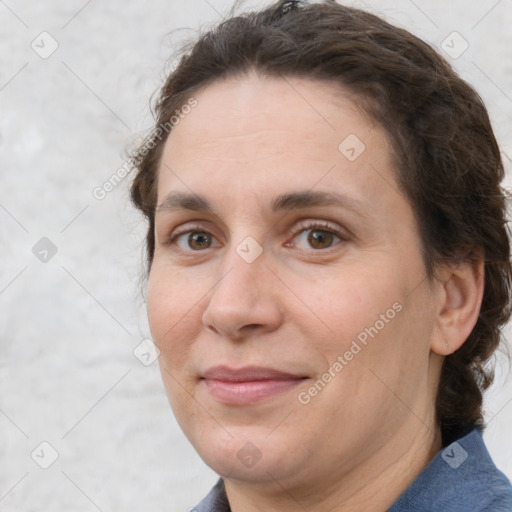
[130,0,512,445]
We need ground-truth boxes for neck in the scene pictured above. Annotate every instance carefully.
[225,421,442,512]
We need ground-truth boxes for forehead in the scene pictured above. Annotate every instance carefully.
[156,71,398,211]
[163,71,381,160]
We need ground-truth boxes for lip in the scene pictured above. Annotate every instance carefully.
[201,365,307,405]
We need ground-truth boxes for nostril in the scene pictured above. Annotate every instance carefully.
[231,323,261,332]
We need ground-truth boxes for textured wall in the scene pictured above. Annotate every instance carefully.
[1,0,511,510]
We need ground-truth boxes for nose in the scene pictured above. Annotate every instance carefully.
[201,243,283,341]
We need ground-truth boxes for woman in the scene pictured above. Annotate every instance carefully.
[129,0,512,510]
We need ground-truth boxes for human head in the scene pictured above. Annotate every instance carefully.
[130,0,511,467]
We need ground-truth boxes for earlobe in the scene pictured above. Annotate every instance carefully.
[432,258,485,356]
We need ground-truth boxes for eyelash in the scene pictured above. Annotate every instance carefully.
[165,220,349,253]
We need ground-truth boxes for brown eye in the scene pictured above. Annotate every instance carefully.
[165,225,222,255]
[291,224,343,251]
[167,228,220,251]
[186,232,212,250]
[307,230,336,249]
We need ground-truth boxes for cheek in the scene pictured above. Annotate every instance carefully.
[321,275,435,397]
[146,264,203,359]
[293,262,429,399]
[297,267,402,344]
[147,267,205,419]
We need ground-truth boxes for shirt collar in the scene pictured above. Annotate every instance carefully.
[193,478,230,512]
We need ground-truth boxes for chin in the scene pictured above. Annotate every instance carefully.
[189,424,311,484]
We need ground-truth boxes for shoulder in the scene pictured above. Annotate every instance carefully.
[389,427,512,512]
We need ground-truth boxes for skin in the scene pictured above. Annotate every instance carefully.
[147,70,484,512]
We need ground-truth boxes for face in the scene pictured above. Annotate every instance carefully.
[147,71,442,491]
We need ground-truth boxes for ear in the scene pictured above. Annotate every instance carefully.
[431,257,485,356]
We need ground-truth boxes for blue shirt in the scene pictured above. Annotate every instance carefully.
[192,427,512,511]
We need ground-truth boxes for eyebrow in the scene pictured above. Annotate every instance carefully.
[156,190,369,218]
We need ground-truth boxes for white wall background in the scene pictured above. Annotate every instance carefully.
[1,0,511,510]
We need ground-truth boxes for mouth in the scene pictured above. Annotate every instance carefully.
[201,365,308,405]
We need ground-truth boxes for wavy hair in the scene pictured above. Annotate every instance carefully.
[130,0,512,445]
